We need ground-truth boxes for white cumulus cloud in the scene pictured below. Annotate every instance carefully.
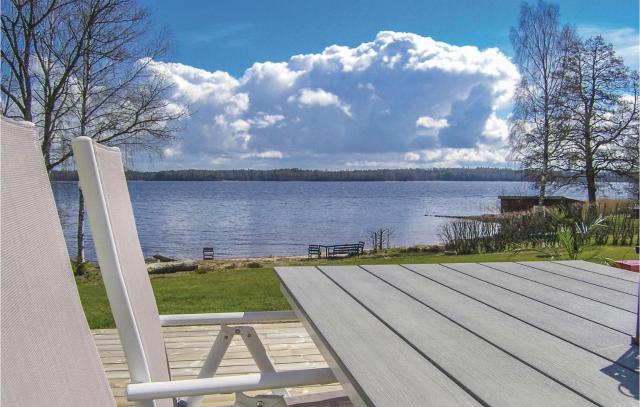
[146,31,519,169]
[416,116,449,129]
[288,88,352,117]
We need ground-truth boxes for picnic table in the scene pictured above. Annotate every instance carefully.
[275,260,639,406]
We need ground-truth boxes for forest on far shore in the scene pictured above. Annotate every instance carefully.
[49,167,632,183]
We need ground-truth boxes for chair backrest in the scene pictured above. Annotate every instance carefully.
[72,137,172,407]
[203,247,214,260]
[0,117,115,406]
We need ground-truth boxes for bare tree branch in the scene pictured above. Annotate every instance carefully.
[557,35,638,204]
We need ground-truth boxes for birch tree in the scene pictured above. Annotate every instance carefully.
[2,0,107,168]
[509,0,574,205]
[559,36,638,205]
[66,0,185,273]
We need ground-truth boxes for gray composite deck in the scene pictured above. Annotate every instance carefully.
[275,260,639,407]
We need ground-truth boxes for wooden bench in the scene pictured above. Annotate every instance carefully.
[326,241,364,258]
[202,247,214,260]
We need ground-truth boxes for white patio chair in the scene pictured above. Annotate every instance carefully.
[71,136,338,407]
[0,116,115,406]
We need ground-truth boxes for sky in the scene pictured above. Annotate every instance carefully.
[137,0,639,170]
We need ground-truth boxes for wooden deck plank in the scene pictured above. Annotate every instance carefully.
[518,261,638,295]
[105,362,331,380]
[403,264,636,370]
[481,262,637,311]
[320,265,601,406]
[443,262,636,335]
[93,322,342,407]
[554,260,640,283]
[102,354,326,372]
[275,266,482,407]
[361,264,638,406]
[100,348,324,365]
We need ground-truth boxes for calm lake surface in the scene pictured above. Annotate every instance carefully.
[53,181,628,260]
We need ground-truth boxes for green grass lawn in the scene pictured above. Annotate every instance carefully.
[78,244,638,329]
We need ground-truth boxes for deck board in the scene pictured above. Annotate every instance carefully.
[444,262,636,335]
[404,263,636,370]
[361,264,637,406]
[277,266,481,407]
[518,261,638,295]
[482,262,637,311]
[320,265,599,406]
[554,260,640,283]
[276,261,638,406]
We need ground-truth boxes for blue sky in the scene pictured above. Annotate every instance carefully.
[138,0,639,170]
[142,0,638,76]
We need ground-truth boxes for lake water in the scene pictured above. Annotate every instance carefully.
[53,181,628,260]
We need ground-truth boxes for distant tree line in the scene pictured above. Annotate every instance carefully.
[49,167,633,183]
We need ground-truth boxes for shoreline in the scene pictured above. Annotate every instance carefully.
[141,244,447,272]
[194,244,446,267]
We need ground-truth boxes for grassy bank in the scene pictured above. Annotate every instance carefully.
[79,245,638,329]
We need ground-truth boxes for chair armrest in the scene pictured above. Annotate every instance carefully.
[159,310,298,326]
[126,368,336,401]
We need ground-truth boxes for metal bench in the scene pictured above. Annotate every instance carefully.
[326,241,364,258]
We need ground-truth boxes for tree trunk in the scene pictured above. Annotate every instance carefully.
[153,253,179,262]
[585,168,597,206]
[539,110,550,206]
[584,130,597,206]
[146,260,198,274]
[538,170,547,206]
[75,189,86,275]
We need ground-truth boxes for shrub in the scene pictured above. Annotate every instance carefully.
[606,201,637,245]
[439,212,557,254]
[438,199,640,255]
[440,219,500,254]
[546,204,606,259]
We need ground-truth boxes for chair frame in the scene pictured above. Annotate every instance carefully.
[72,137,335,407]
